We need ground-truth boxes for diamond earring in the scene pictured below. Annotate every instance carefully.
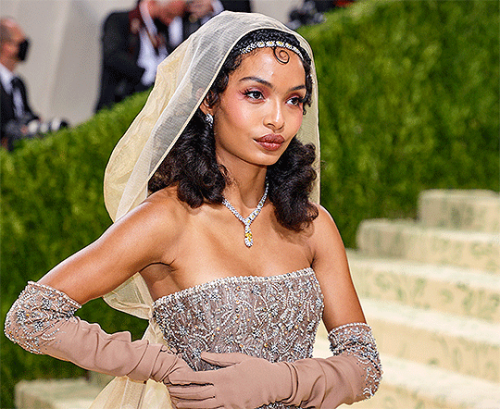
[205,113,213,127]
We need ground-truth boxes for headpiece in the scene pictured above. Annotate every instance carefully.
[92,11,320,408]
[240,40,304,60]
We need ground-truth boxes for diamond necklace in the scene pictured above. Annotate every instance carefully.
[222,182,269,248]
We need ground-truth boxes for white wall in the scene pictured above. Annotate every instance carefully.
[0,0,301,125]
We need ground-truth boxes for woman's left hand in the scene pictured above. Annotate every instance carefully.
[167,351,293,409]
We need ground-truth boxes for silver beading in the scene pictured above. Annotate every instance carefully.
[328,323,382,400]
[240,40,304,61]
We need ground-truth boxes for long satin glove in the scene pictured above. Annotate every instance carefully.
[168,323,382,409]
[4,281,192,383]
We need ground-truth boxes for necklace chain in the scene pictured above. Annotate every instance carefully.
[222,182,269,248]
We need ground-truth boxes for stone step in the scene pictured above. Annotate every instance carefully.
[347,250,500,323]
[314,341,500,409]
[418,190,500,234]
[352,353,499,409]
[350,355,500,409]
[357,298,500,383]
[15,378,102,409]
[356,219,500,273]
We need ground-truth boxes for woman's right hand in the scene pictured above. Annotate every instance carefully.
[160,352,195,385]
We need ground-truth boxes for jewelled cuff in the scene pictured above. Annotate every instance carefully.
[4,281,81,354]
[328,323,382,400]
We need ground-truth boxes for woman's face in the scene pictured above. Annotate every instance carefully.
[206,47,307,169]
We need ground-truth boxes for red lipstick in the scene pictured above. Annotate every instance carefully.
[256,134,285,151]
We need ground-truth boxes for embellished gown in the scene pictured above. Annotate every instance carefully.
[152,268,323,409]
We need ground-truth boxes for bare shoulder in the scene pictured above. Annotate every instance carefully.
[125,186,189,241]
[307,203,348,272]
[309,203,341,239]
[141,186,189,221]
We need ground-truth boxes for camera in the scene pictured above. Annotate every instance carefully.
[4,114,69,143]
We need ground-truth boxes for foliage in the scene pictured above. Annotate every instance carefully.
[1,0,498,406]
[1,93,149,408]
[299,0,499,246]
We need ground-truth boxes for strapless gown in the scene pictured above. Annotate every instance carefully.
[152,267,324,409]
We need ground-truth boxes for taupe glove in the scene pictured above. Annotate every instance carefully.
[4,281,192,383]
[168,323,381,409]
[168,352,292,408]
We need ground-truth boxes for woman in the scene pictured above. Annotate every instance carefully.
[5,11,381,409]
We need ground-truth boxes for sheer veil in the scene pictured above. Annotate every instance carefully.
[91,11,320,408]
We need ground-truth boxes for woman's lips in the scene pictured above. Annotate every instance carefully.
[256,134,285,151]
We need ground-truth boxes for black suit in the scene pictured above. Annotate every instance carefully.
[1,76,38,151]
[95,7,208,112]
[95,10,171,112]
[221,1,251,12]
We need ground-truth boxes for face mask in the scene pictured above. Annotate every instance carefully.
[17,39,29,61]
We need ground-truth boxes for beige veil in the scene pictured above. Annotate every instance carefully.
[90,11,320,409]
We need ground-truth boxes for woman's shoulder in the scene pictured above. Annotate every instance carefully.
[307,202,344,249]
[310,202,336,227]
[118,186,190,240]
[140,186,190,222]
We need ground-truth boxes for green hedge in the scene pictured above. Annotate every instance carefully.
[300,0,499,245]
[1,0,498,407]
[1,93,149,408]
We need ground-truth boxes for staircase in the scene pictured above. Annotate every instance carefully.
[314,190,500,409]
[14,373,110,409]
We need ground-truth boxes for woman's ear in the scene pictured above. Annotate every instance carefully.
[199,98,213,116]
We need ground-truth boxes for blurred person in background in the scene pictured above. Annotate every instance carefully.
[221,0,251,12]
[288,0,354,30]
[95,0,223,112]
[0,17,68,151]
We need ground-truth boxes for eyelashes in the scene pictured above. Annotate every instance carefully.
[289,96,305,106]
[243,89,264,100]
[243,89,305,106]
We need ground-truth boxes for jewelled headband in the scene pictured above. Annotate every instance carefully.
[239,40,304,61]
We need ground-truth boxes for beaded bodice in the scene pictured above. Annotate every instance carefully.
[152,268,324,373]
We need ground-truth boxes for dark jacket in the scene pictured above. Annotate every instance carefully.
[221,1,251,12]
[1,76,38,151]
[95,8,171,112]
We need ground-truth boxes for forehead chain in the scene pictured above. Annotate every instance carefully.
[239,40,304,61]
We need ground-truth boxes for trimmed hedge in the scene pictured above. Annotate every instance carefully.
[1,93,149,408]
[1,0,498,407]
[300,0,499,244]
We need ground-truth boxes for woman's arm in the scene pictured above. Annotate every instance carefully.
[279,205,381,406]
[310,204,366,330]
[37,198,180,304]
[4,196,192,383]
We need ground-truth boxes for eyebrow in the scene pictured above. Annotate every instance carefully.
[240,76,306,92]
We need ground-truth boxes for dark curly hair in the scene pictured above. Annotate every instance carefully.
[149,29,318,231]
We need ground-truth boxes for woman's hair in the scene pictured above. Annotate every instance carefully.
[149,29,318,231]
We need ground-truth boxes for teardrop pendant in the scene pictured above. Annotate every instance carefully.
[222,182,269,248]
[244,225,253,247]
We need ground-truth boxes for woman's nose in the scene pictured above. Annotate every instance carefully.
[264,101,285,131]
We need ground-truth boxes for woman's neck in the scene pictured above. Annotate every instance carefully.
[221,162,268,211]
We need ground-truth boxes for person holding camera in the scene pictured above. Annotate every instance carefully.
[95,0,223,112]
[0,17,68,151]
[0,17,37,151]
